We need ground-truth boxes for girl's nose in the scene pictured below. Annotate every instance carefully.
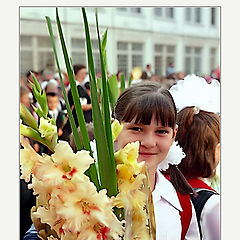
[140,132,156,148]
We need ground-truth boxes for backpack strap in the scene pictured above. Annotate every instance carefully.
[187,178,217,192]
[188,178,218,239]
[164,175,192,240]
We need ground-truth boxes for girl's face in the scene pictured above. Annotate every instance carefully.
[116,116,177,174]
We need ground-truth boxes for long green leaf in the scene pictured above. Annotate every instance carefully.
[46,13,100,190]
[108,75,119,112]
[20,103,38,131]
[82,7,117,197]
[120,73,126,94]
[128,75,132,87]
[96,10,117,191]
[31,73,48,118]
[45,15,82,151]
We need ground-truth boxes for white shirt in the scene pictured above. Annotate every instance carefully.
[201,194,220,240]
[152,171,200,240]
[49,108,59,120]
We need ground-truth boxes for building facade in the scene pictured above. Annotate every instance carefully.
[20,7,220,78]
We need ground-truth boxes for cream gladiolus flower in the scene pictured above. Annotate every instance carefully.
[50,182,123,235]
[20,137,43,182]
[33,205,65,237]
[34,141,94,186]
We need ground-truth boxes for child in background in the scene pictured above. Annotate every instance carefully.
[46,92,66,137]
[169,74,220,240]
[175,108,220,240]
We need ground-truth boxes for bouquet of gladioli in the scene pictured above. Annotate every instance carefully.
[20,8,155,240]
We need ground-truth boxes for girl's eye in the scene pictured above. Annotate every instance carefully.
[130,127,142,132]
[156,129,169,134]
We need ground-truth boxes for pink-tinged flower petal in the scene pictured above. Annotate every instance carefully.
[33,206,64,237]
[50,141,94,181]
[20,137,43,182]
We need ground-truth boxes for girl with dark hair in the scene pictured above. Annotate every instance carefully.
[170,74,220,240]
[113,81,200,240]
[176,107,220,240]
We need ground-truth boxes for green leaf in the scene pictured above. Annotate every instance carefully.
[45,15,83,152]
[96,10,116,190]
[20,124,54,152]
[101,28,108,51]
[128,75,132,87]
[50,10,100,190]
[108,75,119,112]
[120,73,126,94]
[82,7,118,197]
[32,105,44,118]
[20,103,38,130]
[30,73,48,118]
[30,72,41,92]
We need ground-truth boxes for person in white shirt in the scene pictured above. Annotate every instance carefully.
[114,81,200,239]
[169,75,220,240]
[175,107,220,240]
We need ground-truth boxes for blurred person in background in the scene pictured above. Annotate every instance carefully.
[166,62,176,77]
[44,79,66,112]
[150,74,161,82]
[61,64,92,141]
[145,64,153,79]
[176,71,186,81]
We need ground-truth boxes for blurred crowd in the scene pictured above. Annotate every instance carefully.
[20,62,220,151]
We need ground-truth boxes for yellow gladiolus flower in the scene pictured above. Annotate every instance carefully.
[111,119,123,142]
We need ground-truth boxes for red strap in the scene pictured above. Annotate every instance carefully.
[176,192,192,240]
[187,178,217,192]
[164,175,192,240]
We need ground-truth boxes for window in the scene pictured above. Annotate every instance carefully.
[154,56,163,76]
[117,7,142,15]
[195,8,201,23]
[154,8,163,17]
[71,38,101,73]
[20,36,33,74]
[117,41,144,78]
[71,38,86,66]
[185,8,191,21]
[211,8,216,25]
[210,48,217,71]
[131,8,141,14]
[154,7,174,19]
[117,8,127,12]
[166,8,174,18]
[185,7,202,24]
[154,44,176,77]
[184,46,202,75]
[20,35,55,75]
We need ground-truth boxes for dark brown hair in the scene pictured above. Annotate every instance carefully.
[73,64,86,75]
[114,81,176,129]
[176,107,220,179]
[114,81,194,195]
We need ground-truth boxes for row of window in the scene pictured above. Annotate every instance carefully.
[20,36,218,77]
[116,7,218,25]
